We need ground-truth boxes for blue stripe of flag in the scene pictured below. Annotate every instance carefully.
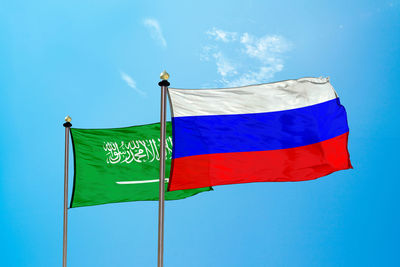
[172,98,349,159]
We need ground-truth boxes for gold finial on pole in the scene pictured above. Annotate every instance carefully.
[160,70,169,80]
[65,115,72,122]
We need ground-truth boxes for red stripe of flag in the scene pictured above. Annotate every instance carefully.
[168,132,352,191]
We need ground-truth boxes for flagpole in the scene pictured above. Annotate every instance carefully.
[62,116,72,267]
[158,71,170,267]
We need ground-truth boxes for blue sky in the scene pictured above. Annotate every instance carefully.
[1,0,399,266]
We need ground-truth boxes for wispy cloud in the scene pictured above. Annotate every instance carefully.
[240,33,290,61]
[120,71,146,96]
[143,18,167,48]
[202,27,291,87]
[206,27,237,42]
[222,65,284,87]
[213,52,237,77]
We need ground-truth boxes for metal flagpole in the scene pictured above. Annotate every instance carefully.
[63,116,72,267]
[158,71,170,267]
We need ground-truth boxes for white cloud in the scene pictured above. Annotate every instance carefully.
[213,52,237,77]
[206,27,237,42]
[202,28,291,87]
[200,45,213,61]
[120,71,146,96]
[223,65,283,87]
[240,33,290,61]
[143,18,167,48]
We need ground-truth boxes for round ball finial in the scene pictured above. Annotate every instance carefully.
[160,70,169,80]
[65,115,72,122]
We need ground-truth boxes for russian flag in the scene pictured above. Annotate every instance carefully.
[167,77,352,191]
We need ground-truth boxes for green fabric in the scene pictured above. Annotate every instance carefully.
[70,122,211,208]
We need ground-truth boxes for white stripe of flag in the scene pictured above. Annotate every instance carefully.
[168,77,337,117]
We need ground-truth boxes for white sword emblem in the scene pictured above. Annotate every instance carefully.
[116,178,169,185]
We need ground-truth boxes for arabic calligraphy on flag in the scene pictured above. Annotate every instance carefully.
[103,137,173,164]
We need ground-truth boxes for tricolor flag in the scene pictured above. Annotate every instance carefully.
[167,77,352,191]
[70,122,212,207]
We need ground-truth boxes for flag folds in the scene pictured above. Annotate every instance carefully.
[167,77,352,191]
[70,122,211,208]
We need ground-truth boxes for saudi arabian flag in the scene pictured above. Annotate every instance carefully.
[70,122,212,208]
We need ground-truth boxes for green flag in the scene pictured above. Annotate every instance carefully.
[70,122,212,208]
